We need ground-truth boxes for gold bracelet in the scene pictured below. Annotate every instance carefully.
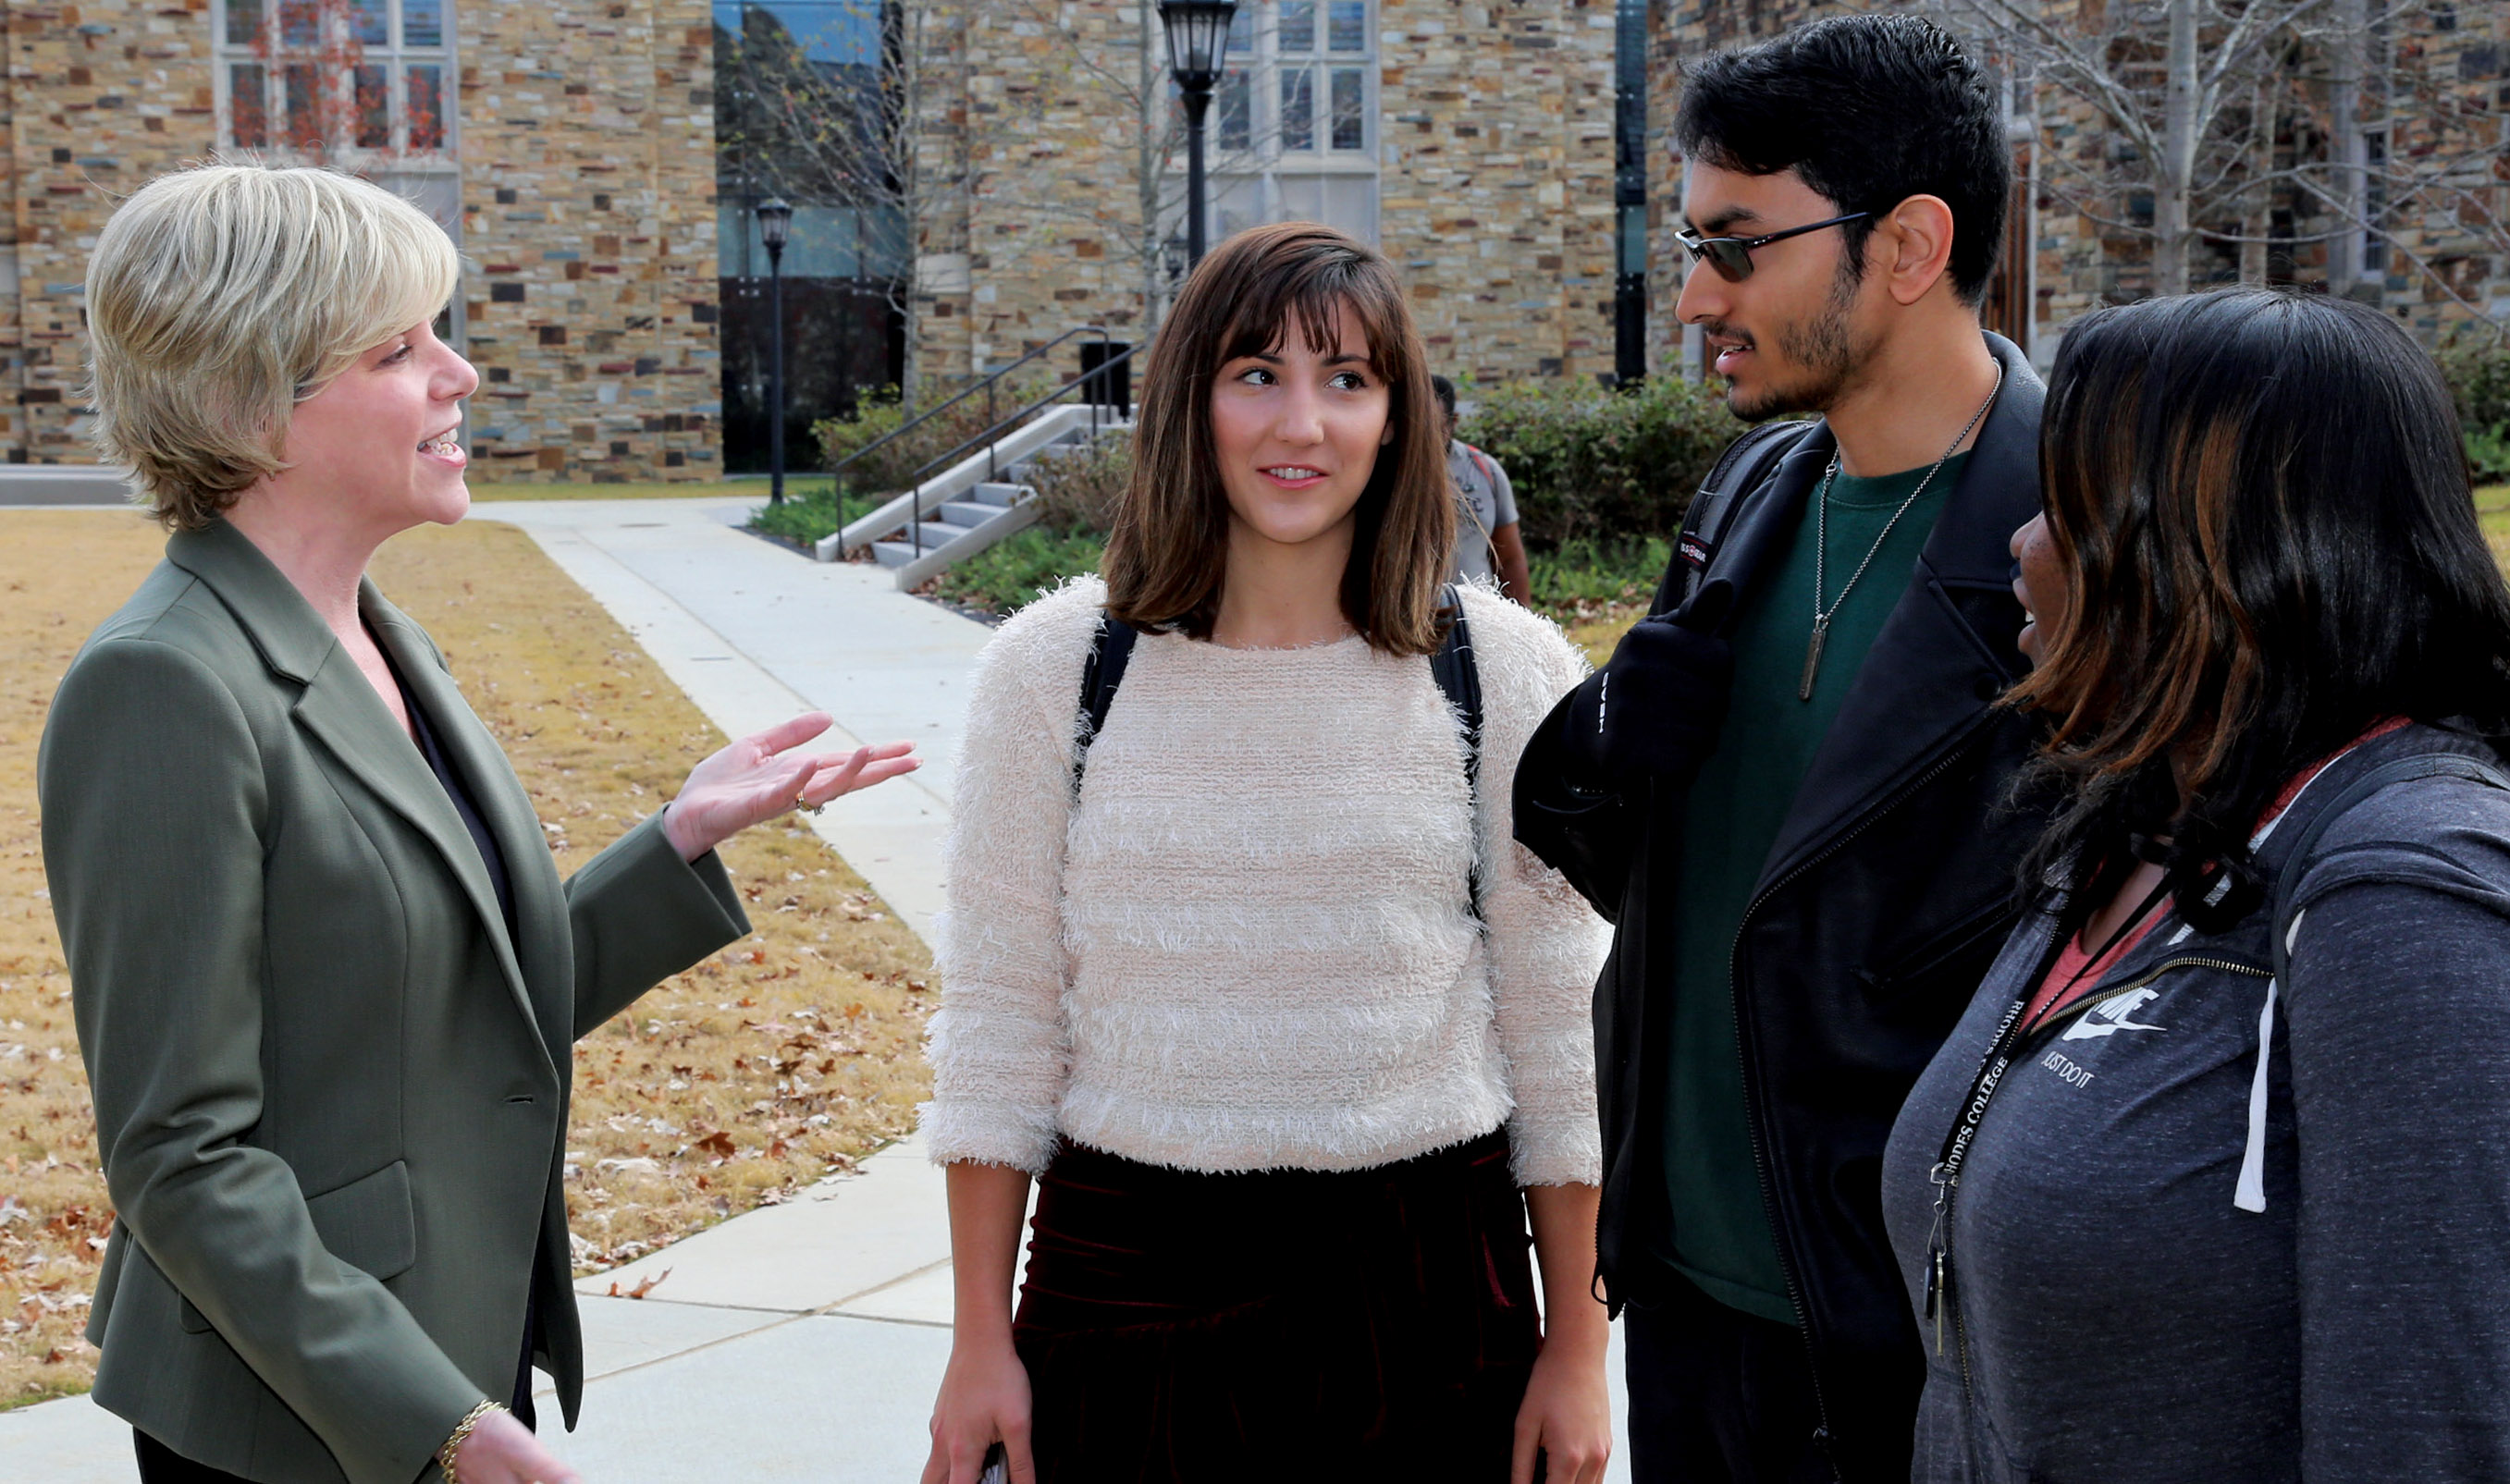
[437,1400,504,1484]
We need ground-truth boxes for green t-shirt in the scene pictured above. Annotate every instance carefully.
[1655,450,1970,1326]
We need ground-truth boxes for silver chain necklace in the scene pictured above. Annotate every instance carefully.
[1801,365,2004,702]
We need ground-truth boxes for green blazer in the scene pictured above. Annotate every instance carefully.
[38,519,750,1483]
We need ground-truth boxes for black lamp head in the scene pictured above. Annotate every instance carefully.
[1157,0,1239,89]
[756,197,794,251]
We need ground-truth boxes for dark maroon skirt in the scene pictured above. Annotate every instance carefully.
[1011,1129,1542,1483]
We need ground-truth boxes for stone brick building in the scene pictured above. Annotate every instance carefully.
[1644,0,2508,374]
[910,0,1629,388]
[911,0,2502,399]
[0,0,724,479]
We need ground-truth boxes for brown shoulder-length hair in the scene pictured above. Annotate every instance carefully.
[2010,287,2510,922]
[1102,221,1454,656]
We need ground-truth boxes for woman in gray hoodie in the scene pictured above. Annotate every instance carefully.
[1882,287,2510,1483]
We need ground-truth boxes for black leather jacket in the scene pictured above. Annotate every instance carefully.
[1515,335,2054,1482]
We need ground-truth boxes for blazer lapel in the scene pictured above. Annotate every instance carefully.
[363,591,575,1060]
[1755,335,2049,884]
[166,521,547,1050]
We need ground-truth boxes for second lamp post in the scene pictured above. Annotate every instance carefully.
[757,197,793,505]
[1157,1,1238,271]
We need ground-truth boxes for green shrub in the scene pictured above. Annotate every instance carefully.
[1461,374,1743,550]
[2441,328,2510,431]
[1528,536,1674,619]
[2469,424,2510,484]
[931,526,1106,616]
[810,379,1051,495]
[2440,329,2510,481]
[1027,428,1130,536]
[744,481,871,547]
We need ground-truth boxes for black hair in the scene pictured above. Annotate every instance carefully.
[1431,374,1457,419]
[1674,13,2009,304]
[2012,287,2510,923]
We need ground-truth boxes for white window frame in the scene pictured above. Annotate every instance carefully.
[1199,0,1380,247]
[213,0,461,170]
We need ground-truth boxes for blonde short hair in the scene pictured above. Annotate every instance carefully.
[85,164,461,529]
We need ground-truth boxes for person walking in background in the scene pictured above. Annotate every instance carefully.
[919,223,1612,1484]
[42,163,918,1484]
[1884,288,2510,1483]
[1434,374,1532,602]
[1513,17,2054,1482]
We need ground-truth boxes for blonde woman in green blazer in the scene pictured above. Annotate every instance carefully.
[38,165,918,1484]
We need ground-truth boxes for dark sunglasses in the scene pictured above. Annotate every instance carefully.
[1674,211,1871,283]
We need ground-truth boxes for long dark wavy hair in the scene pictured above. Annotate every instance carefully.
[2011,288,2510,922]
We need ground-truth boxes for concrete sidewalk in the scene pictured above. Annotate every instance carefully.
[3,496,1630,1481]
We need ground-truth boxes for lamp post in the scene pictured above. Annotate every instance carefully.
[756,197,794,504]
[1157,1,1238,270]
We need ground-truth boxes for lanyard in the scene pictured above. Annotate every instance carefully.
[1922,877,2191,1358]
[1924,975,2036,1357]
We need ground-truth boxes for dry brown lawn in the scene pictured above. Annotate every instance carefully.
[0,511,933,1411]
[1562,603,1646,668]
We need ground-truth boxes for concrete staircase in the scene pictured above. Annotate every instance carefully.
[819,402,1127,590]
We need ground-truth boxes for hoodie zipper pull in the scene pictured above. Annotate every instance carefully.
[1926,1249,1947,1355]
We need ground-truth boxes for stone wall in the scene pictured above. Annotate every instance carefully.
[1378,0,1618,381]
[0,0,727,478]
[3,0,223,463]
[910,0,1625,392]
[458,0,723,482]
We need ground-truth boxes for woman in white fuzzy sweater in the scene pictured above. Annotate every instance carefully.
[919,223,1614,1484]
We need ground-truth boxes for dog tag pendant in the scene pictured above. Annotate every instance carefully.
[1799,616,1829,702]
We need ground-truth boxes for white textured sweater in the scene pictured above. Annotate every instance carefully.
[921,577,1609,1186]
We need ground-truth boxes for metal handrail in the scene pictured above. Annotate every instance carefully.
[829,325,1112,486]
[904,339,1146,557]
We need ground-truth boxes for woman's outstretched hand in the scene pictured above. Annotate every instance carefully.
[660,712,918,862]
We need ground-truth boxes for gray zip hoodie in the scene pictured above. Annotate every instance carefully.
[1881,725,2510,1482]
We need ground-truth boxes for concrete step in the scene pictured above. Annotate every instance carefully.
[0,464,133,507]
[871,541,918,569]
[937,500,1005,527]
[967,481,1029,508]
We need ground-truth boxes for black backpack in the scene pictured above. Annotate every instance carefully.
[1071,584,1488,918]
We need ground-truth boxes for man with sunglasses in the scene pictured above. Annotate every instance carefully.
[1514,15,2054,1483]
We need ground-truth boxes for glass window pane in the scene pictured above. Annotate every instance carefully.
[1218,68,1249,152]
[407,64,446,152]
[354,64,389,147]
[224,0,263,47]
[1278,1,1314,54]
[1329,67,1364,150]
[280,0,318,46]
[282,62,321,148]
[229,63,268,148]
[1224,7,1252,66]
[1328,0,1366,52]
[402,0,445,47]
[1279,67,1313,151]
[349,0,387,45]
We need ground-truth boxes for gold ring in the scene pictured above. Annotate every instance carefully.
[794,790,819,816]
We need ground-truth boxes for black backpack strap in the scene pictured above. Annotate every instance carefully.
[2269,749,2510,981]
[1429,584,1487,924]
[1072,609,1138,791]
[1671,419,1818,608]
